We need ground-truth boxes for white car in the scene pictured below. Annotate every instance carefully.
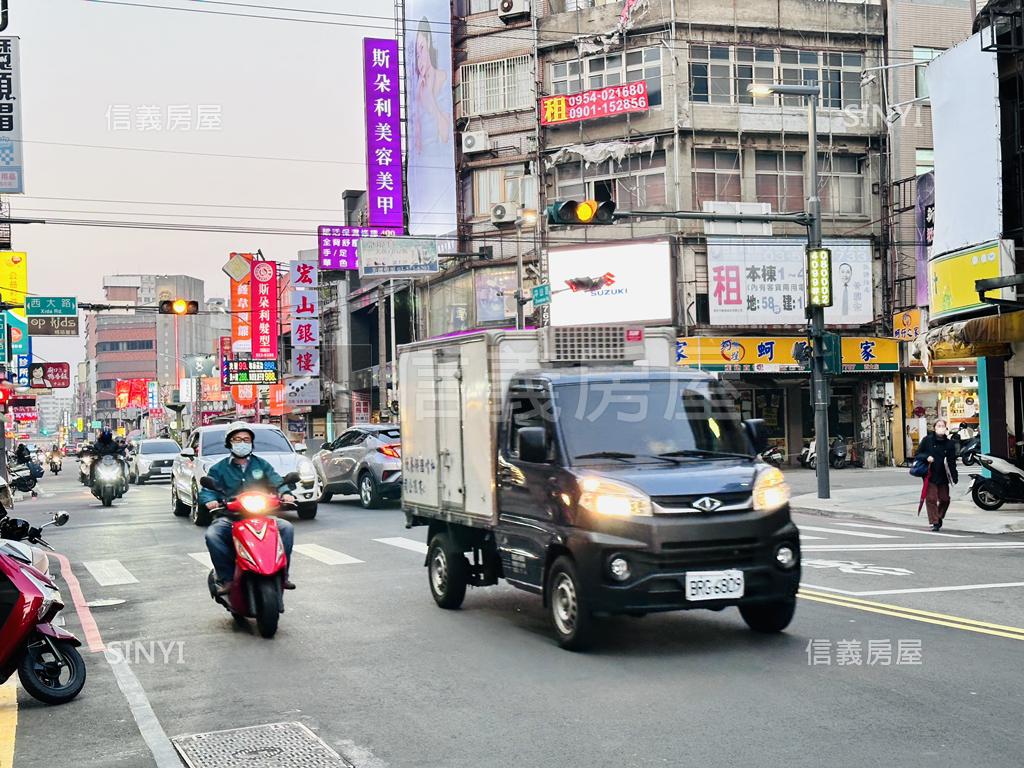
[170,423,321,526]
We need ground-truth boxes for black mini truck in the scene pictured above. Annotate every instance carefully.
[399,330,801,650]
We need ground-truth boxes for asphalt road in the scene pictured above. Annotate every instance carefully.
[6,465,1024,768]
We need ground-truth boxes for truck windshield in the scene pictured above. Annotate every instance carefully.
[554,380,751,464]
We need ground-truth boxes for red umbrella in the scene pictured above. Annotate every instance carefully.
[918,474,929,516]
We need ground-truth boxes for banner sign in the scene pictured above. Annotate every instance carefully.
[291,348,320,377]
[28,362,69,389]
[363,38,404,229]
[27,316,79,336]
[317,225,401,271]
[540,81,649,126]
[840,337,900,372]
[222,359,278,386]
[289,260,319,291]
[676,336,898,373]
[115,378,151,408]
[249,260,278,361]
[0,38,24,194]
[893,309,922,341]
[25,297,77,316]
[359,236,439,277]
[268,383,287,416]
[230,252,254,355]
[231,384,258,407]
[11,407,36,422]
[928,239,1014,322]
[285,377,321,408]
[147,380,159,410]
[292,318,320,347]
[0,252,27,354]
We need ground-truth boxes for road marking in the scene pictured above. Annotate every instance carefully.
[82,559,139,586]
[804,543,1024,552]
[188,552,213,569]
[833,522,970,539]
[52,553,103,653]
[799,588,1024,641]
[798,534,827,540]
[820,581,1024,597]
[374,536,428,554]
[293,544,363,565]
[0,680,16,768]
[798,525,901,539]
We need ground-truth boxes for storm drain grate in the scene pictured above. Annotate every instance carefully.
[172,722,354,768]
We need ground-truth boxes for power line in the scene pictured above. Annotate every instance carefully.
[17,194,344,213]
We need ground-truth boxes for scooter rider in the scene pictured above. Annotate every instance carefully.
[199,423,297,595]
[86,429,129,490]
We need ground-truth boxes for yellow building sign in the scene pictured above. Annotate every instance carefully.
[677,336,899,373]
[892,309,922,341]
[929,240,1013,322]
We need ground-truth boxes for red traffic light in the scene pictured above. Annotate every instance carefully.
[0,387,12,406]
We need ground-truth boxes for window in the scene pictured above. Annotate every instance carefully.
[201,428,293,456]
[459,56,533,116]
[549,0,620,11]
[472,165,537,216]
[508,392,554,461]
[914,48,943,100]
[550,47,662,106]
[915,148,934,176]
[691,44,862,109]
[755,152,805,212]
[553,151,667,208]
[466,0,499,13]
[694,150,741,207]
[819,154,864,215]
[96,339,154,352]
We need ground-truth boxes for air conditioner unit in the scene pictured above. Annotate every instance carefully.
[461,130,489,154]
[498,0,530,23]
[490,202,518,226]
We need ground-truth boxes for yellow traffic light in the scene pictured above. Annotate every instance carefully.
[576,200,597,223]
[172,299,188,315]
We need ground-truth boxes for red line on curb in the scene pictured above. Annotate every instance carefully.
[52,552,105,653]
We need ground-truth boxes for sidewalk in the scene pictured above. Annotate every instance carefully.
[789,467,1024,535]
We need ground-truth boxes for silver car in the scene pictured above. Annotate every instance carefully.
[129,438,181,484]
[171,423,322,525]
[313,425,401,508]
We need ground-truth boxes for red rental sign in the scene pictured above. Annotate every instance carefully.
[540,81,649,126]
[249,261,278,361]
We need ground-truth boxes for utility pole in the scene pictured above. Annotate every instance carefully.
[377,285,387,421]
[389,280,398,420]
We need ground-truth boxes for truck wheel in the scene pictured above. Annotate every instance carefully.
[972,482,1004,511]
[739,598,796,633]
[428,533,468,609]
[547,556,595,651]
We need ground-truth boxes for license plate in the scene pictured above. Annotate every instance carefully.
[160,467,173,474]
[685,570,745,601]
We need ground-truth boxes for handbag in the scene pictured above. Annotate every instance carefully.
[909,458,929,478]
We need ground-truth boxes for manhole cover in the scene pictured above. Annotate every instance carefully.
[173,722,354,768]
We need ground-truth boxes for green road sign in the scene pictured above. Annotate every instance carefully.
[90,419,102,429]
[25,296,77,317]
[532,284,551,307]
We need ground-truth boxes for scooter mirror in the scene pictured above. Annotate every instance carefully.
[281,472,301,486]
[199,476,219,491]
[53,511,69,527]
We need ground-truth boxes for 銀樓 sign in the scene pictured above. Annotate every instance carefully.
[540,81,649,126]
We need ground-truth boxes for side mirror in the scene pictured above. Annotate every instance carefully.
[295,443,307,454]
[180,448,195,459]
[518,427,549,464]
[199,476,219,491]
[282,471,301,486]
[53,511,69,527]
[320,442,331,451]
[744,419,768,455]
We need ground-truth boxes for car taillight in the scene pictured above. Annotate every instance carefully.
[377,444,401,459]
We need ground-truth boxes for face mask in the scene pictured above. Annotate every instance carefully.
[230,442,253,458]
[935,428,947,437]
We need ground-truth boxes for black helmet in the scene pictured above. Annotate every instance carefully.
[223,422,256,449]
[99,429,113,443]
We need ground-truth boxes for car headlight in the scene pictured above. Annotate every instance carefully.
[138,459,152,472]
[21,568,62,621]
[578,477,652,518]
[753,467,790,512]
[297,457,316,482]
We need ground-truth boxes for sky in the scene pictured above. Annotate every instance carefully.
[8,0,389,369]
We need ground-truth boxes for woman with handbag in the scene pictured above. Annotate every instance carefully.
[915,419,959,531]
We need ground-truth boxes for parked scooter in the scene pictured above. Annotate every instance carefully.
[829,437,850,469]
[0,510,86,704]
[798,440,816,469]
[758,445,784,468]
[953,427,981,466]
[91,455,127,507]
[7,459,37,495]
[969,453,1024,510]
[199,472,300,639]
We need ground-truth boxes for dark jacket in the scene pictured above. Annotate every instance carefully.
[917,433,959,485]
[197,455,289,518]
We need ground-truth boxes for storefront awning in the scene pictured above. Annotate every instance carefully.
[911,311,1022,366]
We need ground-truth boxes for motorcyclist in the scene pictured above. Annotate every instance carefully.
[198,423,297,595]
[13,443,30,465]
[85,429,129,491]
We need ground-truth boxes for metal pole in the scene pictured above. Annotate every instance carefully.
[389,279,398,418]
[377,285,387,420]
[515,223,525,330]
[806,95,830,500]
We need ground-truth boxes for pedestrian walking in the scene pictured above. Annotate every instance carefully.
[916,419,959,531]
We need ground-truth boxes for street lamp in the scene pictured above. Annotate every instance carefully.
[748,82,831,499]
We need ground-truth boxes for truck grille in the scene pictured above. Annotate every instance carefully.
[651,538,760,568]
[651,491,751,512]
[540,325,645,363]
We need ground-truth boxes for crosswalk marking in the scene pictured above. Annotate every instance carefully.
[798,525,901,539]
[374,537,428,555]
[82,559,139,586]
[799,534,827,540]
[834,521,970,539]
[188,552,213,569]
[293,544,363,565]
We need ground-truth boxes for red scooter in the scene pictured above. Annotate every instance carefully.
[0,511,86,704]
[199,474,299,638]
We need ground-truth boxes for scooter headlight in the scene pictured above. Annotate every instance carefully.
[239,494,269,514]
[753,467,790,513]
[21,568,62,621]
[97,466,120,481]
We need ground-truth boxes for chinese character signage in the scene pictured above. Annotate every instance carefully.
[286,377,321,408]
[892,309,921,341]
[359,236,439,277]
[222,359,279,386]
[928,240,1014,322]
[291,348,320,377]
[707,237,873,326]
[317,225,401,271]
[0,251,27,355]
[0,38,24,194]
[540,81,649,127]
[147,380,160,409]
[677,336,898,373]
[229,252,254,354]
[25,296,77,316]
[115,378,151,408]
[289,260,319,291]
[363,38,404,229]
[840,337,899,372]
[249,260,278,361]
[27,362,69,389]
[292,318,320,346]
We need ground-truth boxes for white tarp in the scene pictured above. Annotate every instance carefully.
[927,32,1001,257]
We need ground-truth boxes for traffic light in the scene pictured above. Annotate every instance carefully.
[159,298,199,315]
[0,387,10,408]
[546,199,616,226]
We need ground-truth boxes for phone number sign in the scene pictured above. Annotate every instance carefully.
[221,359,279,386]
[540,81,649,126]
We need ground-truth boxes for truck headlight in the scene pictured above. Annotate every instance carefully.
[753,467,790,512]
[578,477,652,518]
[297,457,316,482]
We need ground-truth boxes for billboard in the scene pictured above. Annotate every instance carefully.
[706,237,873,327]
[928,33,1001,257]
[404,0,457,237]
[115,379,151,409]
[548,241,673,327]
[364,38,404,229]
[0,38,23,194]
[914,172,934,308]
[249,260,278,361]
[928,240,1015,322]
[0,251,26,354]
[230,252,254,354]
[676,336,898,373]
[359,236,439,277]
[540,81,649,126]
[28,363,70,389]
